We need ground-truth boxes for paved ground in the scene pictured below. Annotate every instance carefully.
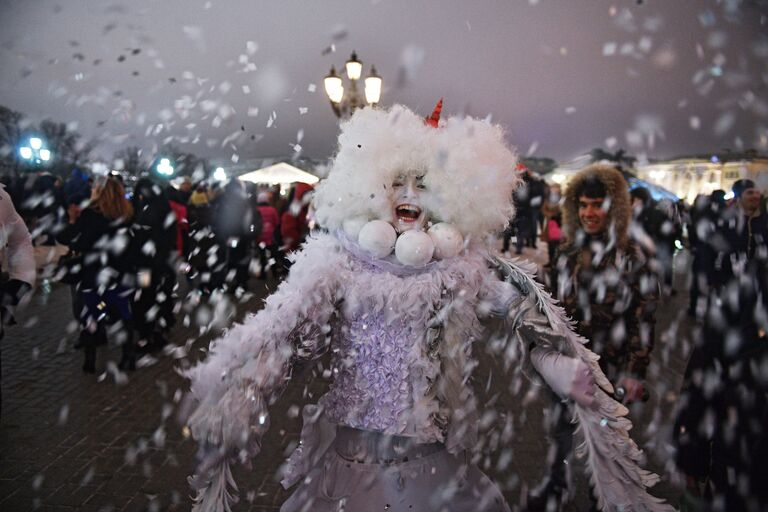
[1,245,694,511]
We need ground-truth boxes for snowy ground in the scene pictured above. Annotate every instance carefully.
[0,242,691,511]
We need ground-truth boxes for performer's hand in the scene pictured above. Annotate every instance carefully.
[618,377,645,403]
[529,348,596,407]
[567,358,597,408]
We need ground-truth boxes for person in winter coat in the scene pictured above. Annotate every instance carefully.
[210,178,261,292]
[686,190,726,317]
[167,186,190,258]
[674,179,768,511]
[540,183,563,266]
[57,177,136,372]
[186,184,217,294]
[559,167,659,388]
[630,187,680,295]
[62,167,91,206]
[0,184,35,414]
[256,191,279,279]
[131,178,177,352]
[280,182,312,253]
[529,164,659,510]
[277,183,312,276]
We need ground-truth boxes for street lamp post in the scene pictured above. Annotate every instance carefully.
[324,51,383,119]
[18,136,52,166]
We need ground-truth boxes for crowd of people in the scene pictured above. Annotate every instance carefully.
[1,155,766,510]
[0,170,313,374]
[518,165,767,511]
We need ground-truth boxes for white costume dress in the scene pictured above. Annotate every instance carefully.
[184,105,672,512]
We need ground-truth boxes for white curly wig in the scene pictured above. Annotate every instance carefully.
[314,104,520,236]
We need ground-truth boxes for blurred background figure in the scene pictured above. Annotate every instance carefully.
[279,182,313,273]
[255,190,280,280]
[511,168,545,255]
[686,190,726,318]
[674,179,768,511]
[186,183,216,294]
[62,167,91,208]
[167,185,190,260]
[630,187,682,295]
[540,183,562,268]
[210,178,261,292]
[131,178,177,353]
[57,177,136,372]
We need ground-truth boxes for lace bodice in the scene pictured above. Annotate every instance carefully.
[319,310,443,442]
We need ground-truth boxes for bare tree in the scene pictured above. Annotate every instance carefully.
[158,144,209,177]
[114,146,147,176]
[39,120,96,171]
[0,105,24,174]
[589,147,636,169]
[521,157,557,176]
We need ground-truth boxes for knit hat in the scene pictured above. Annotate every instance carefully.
[732,179,756,198]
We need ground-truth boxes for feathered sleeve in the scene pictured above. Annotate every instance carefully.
[182,234,344,512]
[483,254,673,512]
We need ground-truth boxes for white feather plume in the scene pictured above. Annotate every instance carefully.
[491,253,674,512]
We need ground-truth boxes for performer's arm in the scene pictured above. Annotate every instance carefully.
[183,235,342,511]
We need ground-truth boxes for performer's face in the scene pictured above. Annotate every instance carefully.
[578,195,608,236]
[391,173,428,233]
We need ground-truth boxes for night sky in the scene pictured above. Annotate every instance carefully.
[1,0,766,165]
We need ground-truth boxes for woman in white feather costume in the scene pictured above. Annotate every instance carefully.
[183,103,672,512]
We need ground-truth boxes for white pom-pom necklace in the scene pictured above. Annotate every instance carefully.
[395,230,434,267]
[356,219,463,266]
[428,222,464,259]
[357,220,397,258]
[342,216,369,240]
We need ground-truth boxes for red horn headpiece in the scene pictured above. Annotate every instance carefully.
[425,98,443,128]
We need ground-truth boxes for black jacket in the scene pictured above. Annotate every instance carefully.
[57,208,138,291]
[675,207,768,506]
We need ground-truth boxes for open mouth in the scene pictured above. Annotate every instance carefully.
[395,204,422,223]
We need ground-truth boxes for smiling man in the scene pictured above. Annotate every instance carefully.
[529,164,659,510]
[559,165,658,400]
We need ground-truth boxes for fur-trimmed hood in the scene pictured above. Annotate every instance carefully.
[561,164,631,251]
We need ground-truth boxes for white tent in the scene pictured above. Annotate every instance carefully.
[238,162,319,185]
